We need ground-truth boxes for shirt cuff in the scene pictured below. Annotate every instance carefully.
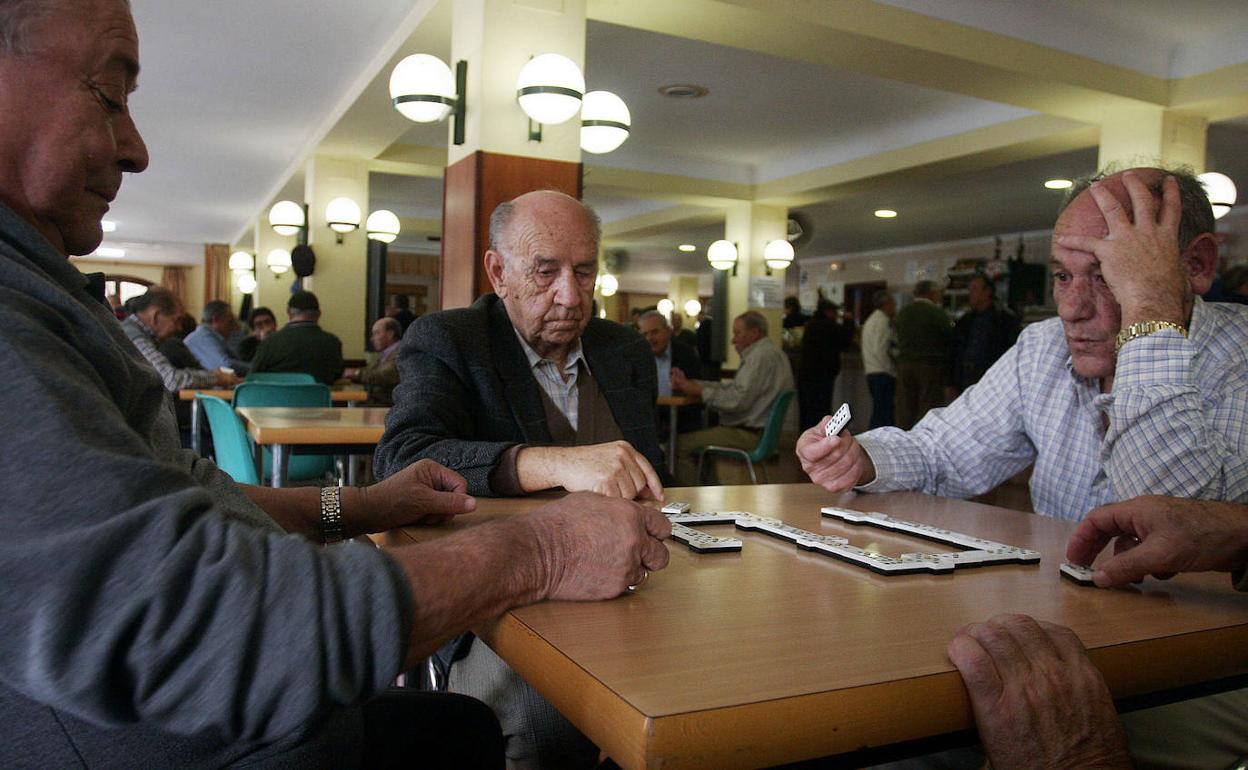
[1112,329,1193,390]
[487,444,527,496]
[854,428,925,493]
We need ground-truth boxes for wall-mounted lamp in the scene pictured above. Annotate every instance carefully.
[325,197,362,243]
[657,298,674,317]
[228,250,255,272]
[1199,171,1238,219]
[580,90,630,154]
[366,210,402,243]
[763,239,795,273]
[389,54,467,145]
[235,272,257,295]
[266,248,292,275]
[684,299,702,317]
[517,53,584,141]
[707,239,738,275]
[597,272,619,297]
[269,200,307,241]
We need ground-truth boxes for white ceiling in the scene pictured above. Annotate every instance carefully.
[101,0,1248,283]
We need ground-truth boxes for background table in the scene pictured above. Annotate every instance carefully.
[385,484,1248,769]
[180,386,367,454]
[236,406,387,487]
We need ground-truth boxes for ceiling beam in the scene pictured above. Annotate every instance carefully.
[583,165,754,206]
[601,204,721,240]
[1170,61,1248,122]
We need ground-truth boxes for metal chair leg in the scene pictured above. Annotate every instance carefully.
[759,460,769,484]
[696,450,708,484]
[745,458,758,484]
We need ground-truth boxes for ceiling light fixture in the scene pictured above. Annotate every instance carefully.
[94,246,125,258]
[874,209,897,219]
[366,210,402,243]
[763,239,795,271]
[101,220,117,233]
[678,244,696,252]
[266,248,292,275]
[1199,171,1238,219]
[658,83,708,99]
[1044,179,1073,190]
[389,54,467,145]
[580,90,630,154]
[707,239,738,273]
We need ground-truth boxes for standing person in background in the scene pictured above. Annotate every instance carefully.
[237,305,277,362]
[671,310,697,349]
[797,298,852,431]
[782,295,809,329]
[894,280,951,429]
[861,289,898,429]
[386,294,417,337]
[948,273,1020,399]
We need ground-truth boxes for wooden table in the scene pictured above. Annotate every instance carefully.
[386,484,1248,769]
[180,386,368,454]
[656,394,700,475]
[235,406,387,488]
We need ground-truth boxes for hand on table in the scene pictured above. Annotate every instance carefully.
[361,458,477,531]
[795,415,875,492]
[522,492,671,600]
[1067,496,1248,587]
[213,369,243,387]
[1054,172,1187,327]
[947,613,1131,770]
[518,441,664,501]
[671,367,702,397]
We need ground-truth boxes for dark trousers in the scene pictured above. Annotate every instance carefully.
[362,688,504,769]
[866,373,896,429]
[798,377,836,432]
[895,360,946,430]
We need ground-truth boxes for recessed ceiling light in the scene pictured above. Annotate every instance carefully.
[658,83,708,99]
[874,209,897,218]
[678,244,696,252]
[101,220,117,232]
[95,246,126,258]
[1045,179,1073,190]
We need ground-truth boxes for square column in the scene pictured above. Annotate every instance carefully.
[721,202,789,369]
[1098,106,1208,171]
[305,156,370,359]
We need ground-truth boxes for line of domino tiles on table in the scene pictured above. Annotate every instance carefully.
[820,506,1041,562]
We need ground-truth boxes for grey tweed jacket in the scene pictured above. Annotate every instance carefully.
[374,294,667,495]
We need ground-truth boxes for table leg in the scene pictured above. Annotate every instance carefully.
[347,454,358,486]
[667,404,679,476]
[190,398,202,455]
[271,444,289,488]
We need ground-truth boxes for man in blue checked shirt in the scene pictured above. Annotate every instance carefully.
[798,167,1247,521]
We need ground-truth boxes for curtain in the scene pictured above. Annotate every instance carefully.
[203,243,230,303]
[161,265,188,308]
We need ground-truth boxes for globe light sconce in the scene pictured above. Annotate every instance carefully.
[657,298,674,318]
[269,200,308,243]
[324,197,362,243]
[763,238,795,273]
[580,90,630,154]
[685,299,702,317]
[707,239,738,275]
[389,54,468,145]
[366,209,402,243]
[1199,171,1237,219]
[597,272,619,297]
[516,53,584,141]
[228,250,255,273]
[266,248,292,275]
[235,272,257,295]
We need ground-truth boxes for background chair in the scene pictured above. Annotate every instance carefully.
[232,382,335,483]
[696,389,795,484]
[244,372,316,384]
[195,394,260,484]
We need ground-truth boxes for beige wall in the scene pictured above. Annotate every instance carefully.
[69,259,206,320]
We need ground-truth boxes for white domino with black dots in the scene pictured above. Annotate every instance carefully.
[824,403,852,438]
[1059,562,1096,586]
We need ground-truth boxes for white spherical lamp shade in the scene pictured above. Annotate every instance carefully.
[580,90,630,154]
[707,239,738,271]
[266,248,292,275]
[325,197,362,234]
[366,210,402,243]
[684,299,702,317]
[390,54,456,123]
[764,238,795,270]
[657,298,674,316]
[236,272,258,295]
[269,200,305,237]
[1199,171,1237,219]
[515,53,584,125]
[228,250,254,271]
[598,273,619,297]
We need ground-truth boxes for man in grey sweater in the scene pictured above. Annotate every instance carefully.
[0,2,671,767]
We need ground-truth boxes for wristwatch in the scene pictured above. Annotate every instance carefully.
[320,486,344,544]
[1115,320,1187,353]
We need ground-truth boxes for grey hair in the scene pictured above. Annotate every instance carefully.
[201,299,231,323]
[375,316,401,337]
[638,309,669,327]
[1060,165,1214,250]
[737,310,768,336]
[0,0,128,55]
[488,190,602,255]
[130,287,179,315]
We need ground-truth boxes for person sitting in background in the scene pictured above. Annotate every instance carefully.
[893,279,952,429]
[185,299,250,374]
[797,297,852,431]
[236,305,277,361]
[671,310,698,348]
[122,288,240,392]
[344,317,402,406]
[638,309,702,434]
[860,288,898,429]
[386,294,417,336]
[947,273,1019,399]
[950,497,1248,770]
[250,290,344,385]
[106,292,126,319]
[671,310,794,485]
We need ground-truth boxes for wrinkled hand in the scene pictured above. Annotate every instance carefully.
[1054,172,1187,327]
[520,442,664,501]
[523,492,672,600]
[795,415,874,492]
[671,367,701,397]
[361,459,476,531]
[947,614,1131,770]
[213,369,243,387]
[1067,496,1248,587]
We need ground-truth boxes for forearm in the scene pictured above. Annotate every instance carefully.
[515,446,563,493]
[386,516,547,667]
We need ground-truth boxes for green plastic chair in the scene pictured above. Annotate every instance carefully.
[195,395,260,485]
[245,372,316,384]
[232,382,334,482]
[696,389,796,484]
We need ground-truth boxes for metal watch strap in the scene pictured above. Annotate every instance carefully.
[1115,320,1187,353]
[320,486,344,544]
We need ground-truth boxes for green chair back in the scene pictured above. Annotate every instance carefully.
[747,390,796,462]
[232,382,334,482]
[245,372,316,384]
[196,394,260,485]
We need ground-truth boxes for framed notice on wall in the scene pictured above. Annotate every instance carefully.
[748,276,784,309]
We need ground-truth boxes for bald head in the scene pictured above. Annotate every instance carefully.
[489,190,601,257]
